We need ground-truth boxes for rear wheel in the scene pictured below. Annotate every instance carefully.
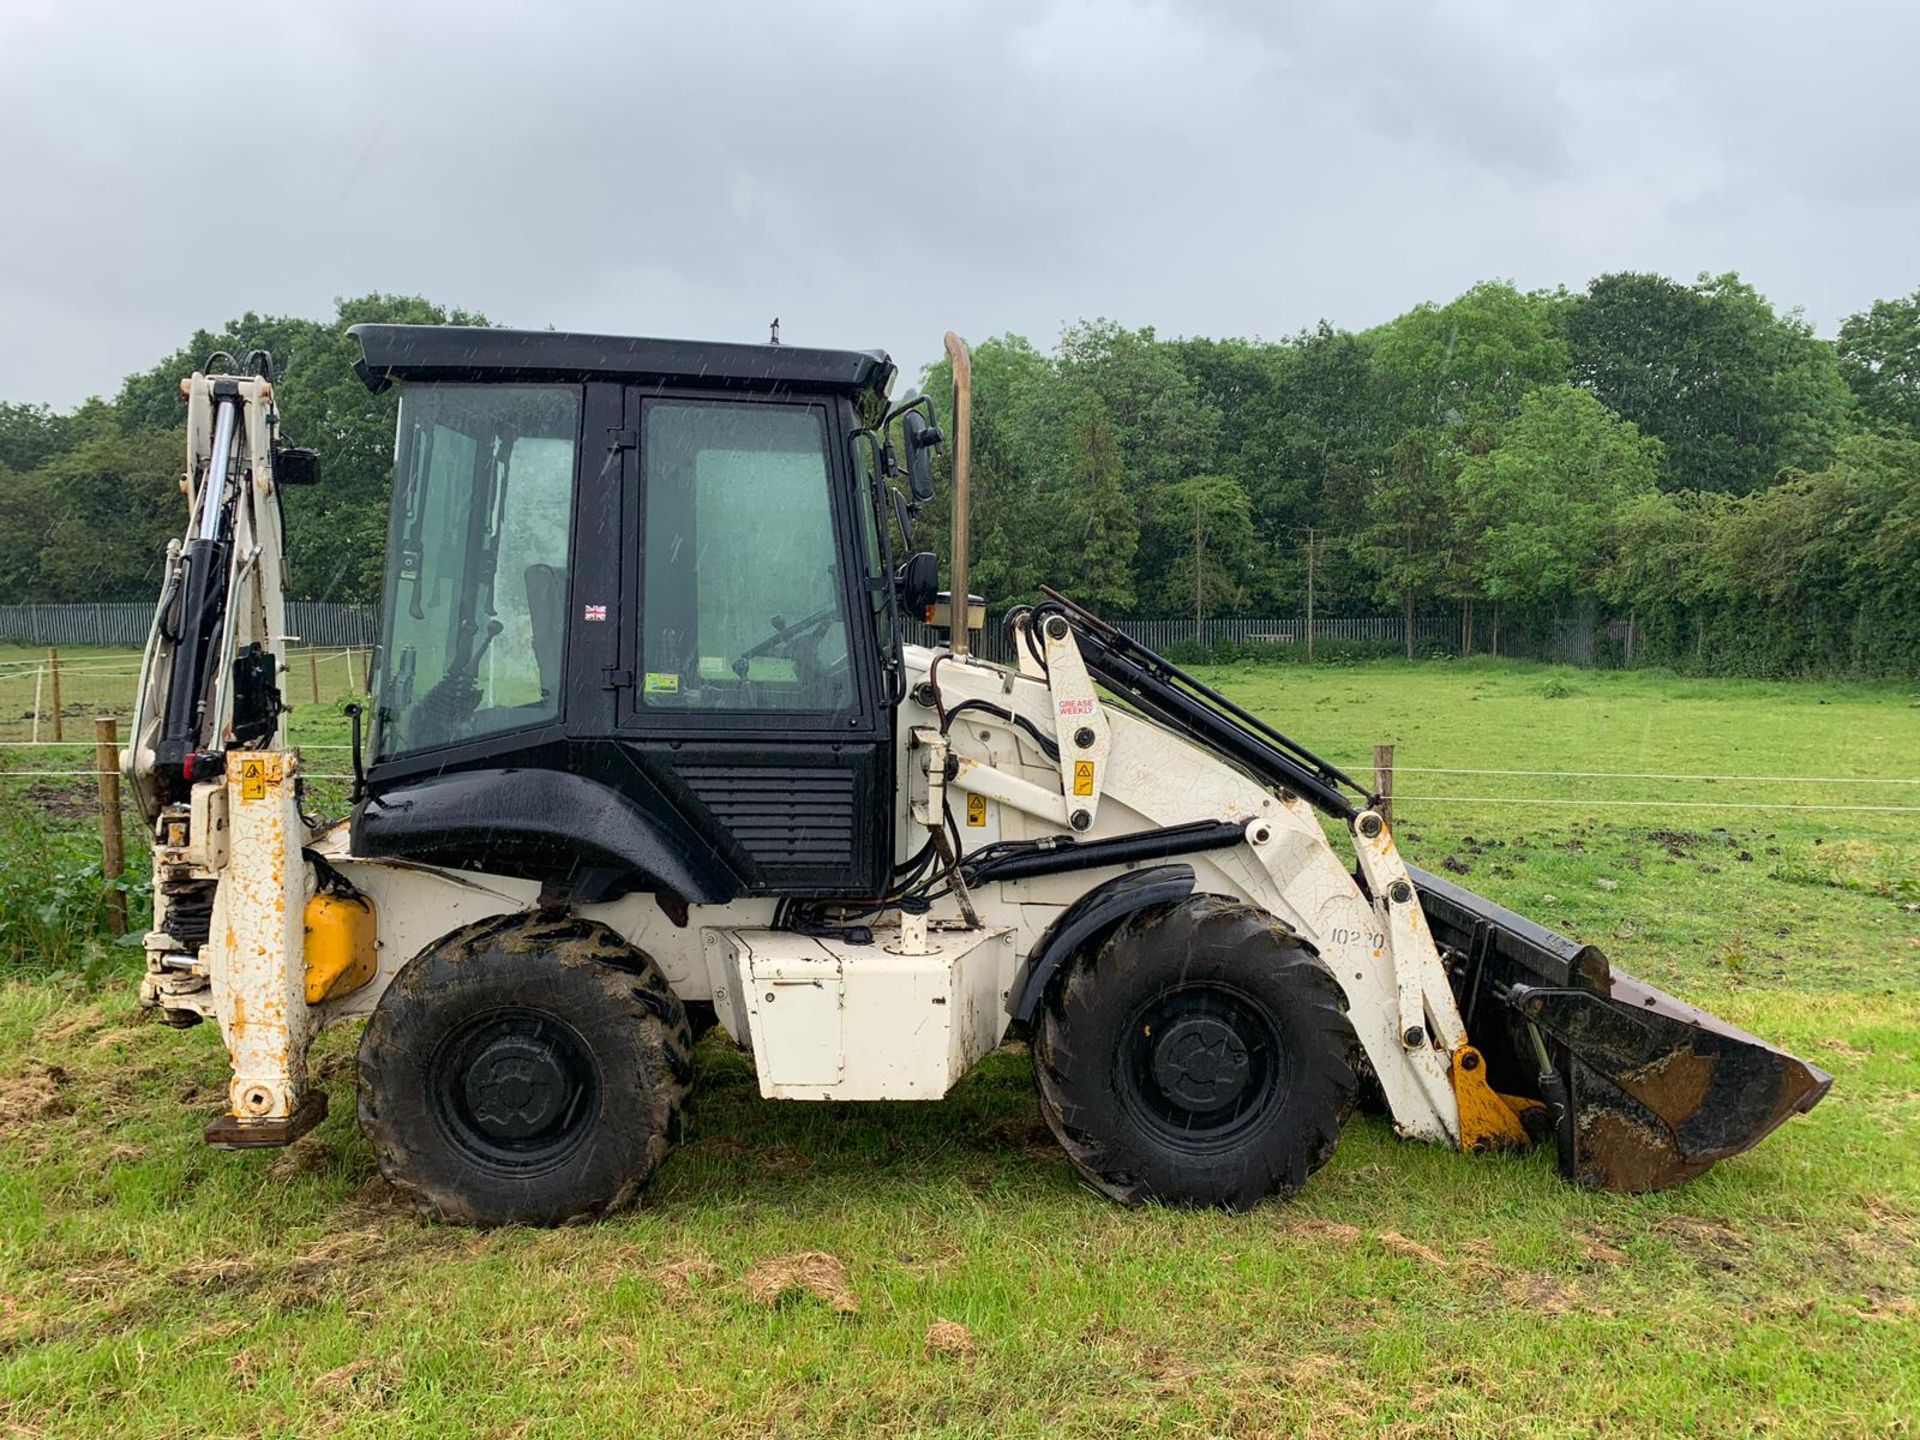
[358,913,692,1226]
[1033,895,1358,1210]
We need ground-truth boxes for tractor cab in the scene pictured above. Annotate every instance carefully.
[347,324,925,905]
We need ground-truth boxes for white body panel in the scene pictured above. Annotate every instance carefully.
[706,925,1015,1099]
[272,639,1468,1149]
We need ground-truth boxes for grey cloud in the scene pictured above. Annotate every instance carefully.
[0,0,1914,409]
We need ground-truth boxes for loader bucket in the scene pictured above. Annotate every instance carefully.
[1411,866,1832,1192]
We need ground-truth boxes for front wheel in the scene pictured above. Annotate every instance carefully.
[1033,895,1359,1211]
[357,913,692,1226]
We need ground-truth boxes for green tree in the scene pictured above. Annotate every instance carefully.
[1345,429,1470,655]
[1053,393,1139,614]
[1175,325,1385,612]
[1837,290,1920,434]
[1149,473,1255,622]
[0,427,183,602]
[1566,271,1850,493]
[1369,281,1571,434]
[1338,283,1571,648]
[1459,385,1663,609]
[1056,321,1222,610]
[0,402,78,472]
[116,293,487,602]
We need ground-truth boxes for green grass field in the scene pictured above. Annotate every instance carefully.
[2,651,1917,1437]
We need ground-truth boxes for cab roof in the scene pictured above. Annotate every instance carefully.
[350,324,895,400]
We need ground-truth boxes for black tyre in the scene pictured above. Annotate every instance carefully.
[1033,895,1359,1211]
[357,912,693,1226]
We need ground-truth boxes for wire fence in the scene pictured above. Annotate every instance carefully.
[906,612,1464,665]
[7,604,1472,658]
[0,602,378,649]
[3,616,1914,826]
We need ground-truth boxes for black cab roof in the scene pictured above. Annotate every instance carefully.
[350,324,895,400]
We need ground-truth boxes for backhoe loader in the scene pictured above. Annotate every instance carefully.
[126,327,1829,1224]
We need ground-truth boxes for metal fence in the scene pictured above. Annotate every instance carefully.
[911,612,1464,665]
[0,602,378,649]
[1,601,1580,666]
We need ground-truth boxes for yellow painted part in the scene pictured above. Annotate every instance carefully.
[303,891,377,1005]
[1451,1045,1534,1152]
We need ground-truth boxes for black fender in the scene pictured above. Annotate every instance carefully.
[1004,864,1197,1023]
[353,768,735,905]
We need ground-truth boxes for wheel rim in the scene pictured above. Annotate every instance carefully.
[429,1006,600,1173]
[1116,983,1288,1152]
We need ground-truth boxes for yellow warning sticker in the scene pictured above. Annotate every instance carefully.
[965,793,988,827]
[643,672,680,695]
[1072,760,1096,796]
[238,757,267,802]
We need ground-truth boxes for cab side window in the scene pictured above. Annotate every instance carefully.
[640,402,851,714]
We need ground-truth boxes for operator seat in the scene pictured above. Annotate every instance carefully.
[524,563,566,704]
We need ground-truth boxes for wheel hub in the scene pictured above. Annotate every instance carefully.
[1151,1014,1253,1111]
[1118,982,1286,1151]
[431,1006,600,1170]
[463,1034,570,1142]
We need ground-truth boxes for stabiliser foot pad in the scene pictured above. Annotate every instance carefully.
[204,1092,329,1149]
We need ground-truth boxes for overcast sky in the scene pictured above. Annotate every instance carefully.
[3,0,1915,410]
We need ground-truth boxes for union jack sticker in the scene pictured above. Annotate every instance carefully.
[583,604,608,622]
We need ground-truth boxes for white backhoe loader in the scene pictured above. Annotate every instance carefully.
[125,329,1829,1224]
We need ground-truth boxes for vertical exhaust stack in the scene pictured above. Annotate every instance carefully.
[943,332,972,657]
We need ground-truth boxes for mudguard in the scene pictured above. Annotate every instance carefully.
[1005,864,1196,1023]
[354,768,736,906]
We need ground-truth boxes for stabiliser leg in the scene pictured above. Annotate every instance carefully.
[203,751,324,1150]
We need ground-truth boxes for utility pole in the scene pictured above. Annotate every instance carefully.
[1193,497,1204,640]
[1305,527,1316,662]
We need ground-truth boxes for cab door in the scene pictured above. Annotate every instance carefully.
[609,388,894,897]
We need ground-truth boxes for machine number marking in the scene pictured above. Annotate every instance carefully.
[1072,760,1096,796]
[238,757,267,802]
[965,793,988,827]
[1330,926,1387,949]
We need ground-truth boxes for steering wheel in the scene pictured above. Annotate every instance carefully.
[730,605,838,680]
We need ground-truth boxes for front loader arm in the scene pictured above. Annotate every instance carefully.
[920,594,1830,1192]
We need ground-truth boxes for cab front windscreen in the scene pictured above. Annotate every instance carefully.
[374,383,580,760]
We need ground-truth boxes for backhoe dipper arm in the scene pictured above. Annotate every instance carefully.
[129,363,326,1148]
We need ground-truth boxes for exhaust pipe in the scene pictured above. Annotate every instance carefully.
[943,331,972,657]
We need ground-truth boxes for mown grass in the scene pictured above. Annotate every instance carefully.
[2,653,1917,1437]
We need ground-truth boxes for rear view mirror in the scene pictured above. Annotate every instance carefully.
[900,411,940,503]
[897,551,939,613]
[276,446,320,486]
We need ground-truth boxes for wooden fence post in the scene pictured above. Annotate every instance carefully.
[1373,743,1394,824]
[49,647,62,741]
[94,716,127,937]
[345,646,359,694]
[308,648,321,705]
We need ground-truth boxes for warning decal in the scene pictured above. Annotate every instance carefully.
[1072,760,1096,796]
[238,757,267,802]
[965,793,988,827]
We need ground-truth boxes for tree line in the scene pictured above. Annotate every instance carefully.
[2,275,1917,676]
[911,273,1920,675]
